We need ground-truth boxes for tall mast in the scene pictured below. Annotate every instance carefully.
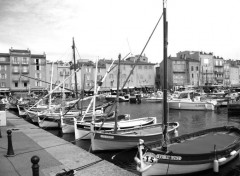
[162,0,168,152]
[114,54,121,133]
[72,37,78,99]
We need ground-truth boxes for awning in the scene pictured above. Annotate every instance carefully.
[0,88,10,92]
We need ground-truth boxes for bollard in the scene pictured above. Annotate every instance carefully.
[31,155,40,176]
[6,130,15,157]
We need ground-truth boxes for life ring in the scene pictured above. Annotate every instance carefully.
[8,97,12,101]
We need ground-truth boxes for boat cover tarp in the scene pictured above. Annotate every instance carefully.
[168,133,238,154]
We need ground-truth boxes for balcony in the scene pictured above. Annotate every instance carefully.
[21,62,29,65]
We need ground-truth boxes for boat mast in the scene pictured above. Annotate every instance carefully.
[72,37,78,99]
[162,0,168,152]
[48,62,54,108]
[114,54,121,133]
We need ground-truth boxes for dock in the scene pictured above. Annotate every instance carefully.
[0,110,137,176]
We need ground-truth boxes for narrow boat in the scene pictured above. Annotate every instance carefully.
[75,116,155,140]
[135,2,240,175]
[91,122,179,152]
[136,126,240,175]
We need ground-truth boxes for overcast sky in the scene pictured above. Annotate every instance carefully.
[0,0,239,63]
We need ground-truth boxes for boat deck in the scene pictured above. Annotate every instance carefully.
[168,132,239,154]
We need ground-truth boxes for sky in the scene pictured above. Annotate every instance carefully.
[0,0,240,63]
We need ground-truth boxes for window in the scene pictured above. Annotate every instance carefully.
[15,82,18,87]
[192,74,194,78]
[36,73,40,79]
[1,74,6,79]
[23,82,27,87]
[13,57,18,63]
[144,65,147,69]
[36,65,40,70]
[149,66,152,69]
[98,68,101,73]
[13,66,18,73]
[36,59,39,65]
[22,66,28,73]
[65,83,68,87]
[36,81,40,86]
[22,57,28,64]
[196,66,198,71]
[1,82,5,87]
[86,67,91,73]
[0,65,6,71]
[109,74,114,79]
[191,66,194,71]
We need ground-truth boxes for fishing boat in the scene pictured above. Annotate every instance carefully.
[135,1,240,175]
[91,122,179,152]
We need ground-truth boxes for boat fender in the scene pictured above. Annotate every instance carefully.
[218,157,227,163]
[174,129,178,137]
[213,159,219,173]
[230,150,237,156]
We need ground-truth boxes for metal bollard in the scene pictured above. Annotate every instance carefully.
[6,130,15,156]
[31,155,40,176]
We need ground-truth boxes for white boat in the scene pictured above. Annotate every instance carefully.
[145,91,163,102]
[74,114,151,140]
[168,91,217,111]
[105,93,129,102]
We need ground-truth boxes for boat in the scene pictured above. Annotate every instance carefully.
[145,91,163,103]
[168,91,217,111]
[135,2,240,175]
[105,92,129,102]
[91,122,179,152]
[75,116,156,140]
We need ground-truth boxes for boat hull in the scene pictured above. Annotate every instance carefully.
[140,151,239,176]
[168,101,215,110]
[74,116,157,140]
[91,122,179,152]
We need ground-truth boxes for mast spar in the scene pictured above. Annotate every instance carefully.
[162,0,168,152]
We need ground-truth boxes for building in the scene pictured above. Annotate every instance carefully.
[0,53,10,95]
[0,48,46,97]
[46,61,71,96]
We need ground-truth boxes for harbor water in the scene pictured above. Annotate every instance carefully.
[47,100,240,176]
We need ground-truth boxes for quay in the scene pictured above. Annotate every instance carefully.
[0,111,137,176]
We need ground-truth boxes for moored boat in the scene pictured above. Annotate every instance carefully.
[91,122,179,152]
[136,126,240,175]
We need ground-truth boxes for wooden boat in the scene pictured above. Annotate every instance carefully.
[75,116,155,140]
[91,122,179,152]
[135,2,240,175]
[136,126,240,175]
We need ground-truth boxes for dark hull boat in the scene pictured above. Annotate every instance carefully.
[136,126,240,175]
[91,122,179,152]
